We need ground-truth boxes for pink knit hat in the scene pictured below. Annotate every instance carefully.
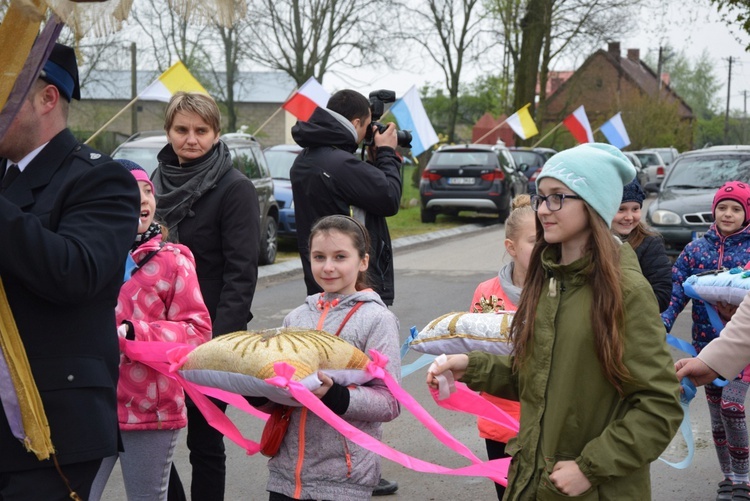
[713,181,750,224]
[116,159,155,192]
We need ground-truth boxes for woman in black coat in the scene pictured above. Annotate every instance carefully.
[152,91,260,501]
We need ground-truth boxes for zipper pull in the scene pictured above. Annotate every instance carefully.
[548,277,557,297]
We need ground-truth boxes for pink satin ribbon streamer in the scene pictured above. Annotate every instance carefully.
[119,340,517,484]
[119,339,268,454]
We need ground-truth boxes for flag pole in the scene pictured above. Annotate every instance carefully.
[84,96,139,145]
[252,106,284,136]
[474,118,509,144]
[531,122,563,148]
[253,84,301,136]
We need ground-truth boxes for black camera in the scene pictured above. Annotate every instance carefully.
[364,89,412,149]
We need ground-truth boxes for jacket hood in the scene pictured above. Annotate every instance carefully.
[131,233,164,259]
[292,107,359,152]
[303,289,386,311]
[704,220,750,244]
[497,262,522,305]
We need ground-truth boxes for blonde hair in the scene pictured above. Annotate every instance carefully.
[164,92,221,133]
[510,203,631,395]
[505,194,534,241]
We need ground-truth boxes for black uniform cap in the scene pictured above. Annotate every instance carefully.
[40,43,81,102]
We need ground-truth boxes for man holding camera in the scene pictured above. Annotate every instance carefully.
[291,89,402,311]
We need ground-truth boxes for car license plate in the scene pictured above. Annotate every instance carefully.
[448,177,475,185]
[692,231,705,240]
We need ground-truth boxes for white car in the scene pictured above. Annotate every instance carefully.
[633,150,667,189]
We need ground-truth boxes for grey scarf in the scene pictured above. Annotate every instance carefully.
[152,140,232,241]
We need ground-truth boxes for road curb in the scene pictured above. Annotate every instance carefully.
[258,221,498,283]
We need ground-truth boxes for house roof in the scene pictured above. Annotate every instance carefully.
[80,69,296,103]
[536,71,574,96]
[546,43,693,118]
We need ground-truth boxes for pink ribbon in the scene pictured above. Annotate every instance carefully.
[280,359,510,484]
[119,340,517,484]
[119,339,268,455]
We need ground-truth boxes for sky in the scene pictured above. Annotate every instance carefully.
[324,1,750,114]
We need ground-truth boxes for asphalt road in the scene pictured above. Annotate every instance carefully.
[101,220,720,500]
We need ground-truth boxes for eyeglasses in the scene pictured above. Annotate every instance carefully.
[530,193,583,212]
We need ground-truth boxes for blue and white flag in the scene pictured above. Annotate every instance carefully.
[599,112,631,149]
[390,86,439,156]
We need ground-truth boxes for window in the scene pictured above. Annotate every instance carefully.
[232,147,261,179]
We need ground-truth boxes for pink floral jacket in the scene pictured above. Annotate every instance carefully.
[115,235,212,431]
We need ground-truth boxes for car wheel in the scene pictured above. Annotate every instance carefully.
[421,207,437,223]
[259,217,278,265]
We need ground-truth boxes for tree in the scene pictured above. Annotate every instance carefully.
[419,74,509,142]
[204,15,252,132]
[127,0,210,72]
[512,0,549,121]
[488,0,636,127]
[645,48,721,120]
[485,0,523,111]
[711,0,750,50]
[244,0,391,86]
[645,48,725,146]
[397,0,488,143]
[128,0,252,131]
[618,90,693,151]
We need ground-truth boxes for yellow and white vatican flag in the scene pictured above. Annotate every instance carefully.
[139,62,209,102]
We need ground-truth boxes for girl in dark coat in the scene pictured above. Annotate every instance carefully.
[611,178,672,312]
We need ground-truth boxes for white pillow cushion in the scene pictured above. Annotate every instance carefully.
[410,311,514,355]
[684,267,750,306]
[178,327,373,405]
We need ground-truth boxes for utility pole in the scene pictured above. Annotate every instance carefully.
[657,46,664,92]
[130,42,137,135]
[744,90,748,144]
[724,56,733,144]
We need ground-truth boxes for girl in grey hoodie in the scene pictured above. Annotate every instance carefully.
[261,215,401,501]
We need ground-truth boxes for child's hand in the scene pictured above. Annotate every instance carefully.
[549,460,591,496]
[426,354,469,389]
[716,301,739,323]
[312,371,333,399]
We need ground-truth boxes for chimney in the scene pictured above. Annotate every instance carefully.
[627,49,640,62]
[608,42,621,59]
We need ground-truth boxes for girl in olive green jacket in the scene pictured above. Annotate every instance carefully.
[428,143,683,500]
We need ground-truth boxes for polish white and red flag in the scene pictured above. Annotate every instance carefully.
[562,105,594,144]
[282,77,331,121]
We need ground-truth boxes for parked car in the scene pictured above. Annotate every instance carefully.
[645,146,750,255]
[645,147,680,166]
[419,143,528,223]
[623,151,649,187]
[508,146,557,194]
[633,150,667,188]
[112,132,280,265]
[263,144,301,239]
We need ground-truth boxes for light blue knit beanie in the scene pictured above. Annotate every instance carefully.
[535,143,636,227]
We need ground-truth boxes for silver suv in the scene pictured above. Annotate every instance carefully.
[112,132,279,264]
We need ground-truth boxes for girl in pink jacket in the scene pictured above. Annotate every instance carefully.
[90,160,212,501]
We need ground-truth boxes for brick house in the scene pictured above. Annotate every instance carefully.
[472,112,515,145]
[542,42,694,149]
[69,69,297,153]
